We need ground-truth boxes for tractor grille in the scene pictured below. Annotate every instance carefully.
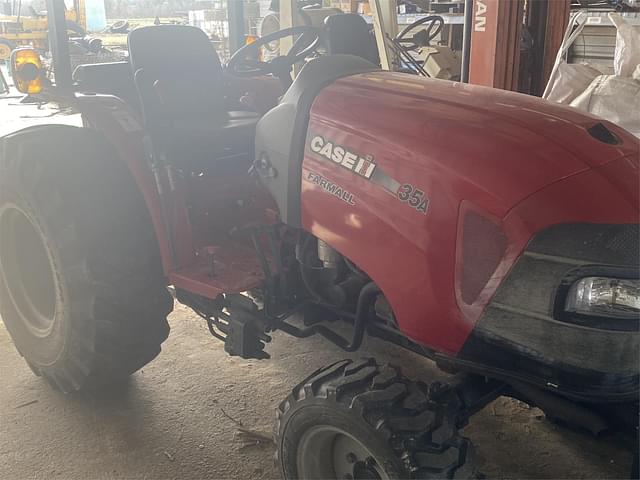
[526,223,639,267]
[458,223,639,400]
[473,223,639,376]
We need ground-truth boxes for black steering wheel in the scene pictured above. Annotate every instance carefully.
[395,15,444,50]
[227,26,321,88]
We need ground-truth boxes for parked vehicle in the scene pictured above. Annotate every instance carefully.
[0,0,88,61]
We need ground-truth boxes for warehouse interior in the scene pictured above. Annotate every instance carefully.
[0,0,639,479]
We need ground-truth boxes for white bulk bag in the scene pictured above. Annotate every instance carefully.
[609,13,640,78]
[571,75,640,138]
[543,12,602,104]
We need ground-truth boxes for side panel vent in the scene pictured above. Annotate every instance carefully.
[460,211,507,305]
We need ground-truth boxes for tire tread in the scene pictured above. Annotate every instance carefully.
[0,126,172,393]
[276,358,476,479]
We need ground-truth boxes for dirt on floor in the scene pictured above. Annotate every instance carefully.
[0,303,634,480]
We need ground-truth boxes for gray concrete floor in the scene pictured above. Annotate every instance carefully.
[0,304,634,479]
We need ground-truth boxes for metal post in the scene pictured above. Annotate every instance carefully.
[46,0,72,91]
[468,0,524,91]
[380,0,398,39]
[541,0,571,92]
[228,0,245,55]
[279,0,296,55]
[370,0,397,71]
[76,0,87,33]
[460,0,473,83]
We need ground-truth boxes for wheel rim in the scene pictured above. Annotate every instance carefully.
[298,425,389,480]
[0,205,57,337]
[0,43,12,61]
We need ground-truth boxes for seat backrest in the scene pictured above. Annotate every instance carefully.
[129,25,222,81]
[324,14,379,65]
[128,25,227,131]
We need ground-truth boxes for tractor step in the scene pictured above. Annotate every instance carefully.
[169,243,265,298]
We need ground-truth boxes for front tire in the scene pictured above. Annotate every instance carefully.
[0,126,172,393]
[276,358,476,479]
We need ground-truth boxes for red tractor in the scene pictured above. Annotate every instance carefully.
[1,8,638,479]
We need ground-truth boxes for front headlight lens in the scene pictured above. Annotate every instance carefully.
[565,277,640,319]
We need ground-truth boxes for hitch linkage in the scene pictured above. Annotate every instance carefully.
[206,294,272,360]
[177,289,272,361]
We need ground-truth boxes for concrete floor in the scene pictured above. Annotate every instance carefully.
[0,303,634,480]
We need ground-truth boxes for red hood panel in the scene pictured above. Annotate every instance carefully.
[302,72,638,353]
[313,73,638,215]
[507,154,640,232]
[344,72,637,168]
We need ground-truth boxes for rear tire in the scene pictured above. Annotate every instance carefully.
[0,126,172,393]
[276,358,476,479]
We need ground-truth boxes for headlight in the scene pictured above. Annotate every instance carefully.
[565,277,640,319]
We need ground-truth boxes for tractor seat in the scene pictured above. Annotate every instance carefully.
[128,25,258,172]
[324,14,379,65]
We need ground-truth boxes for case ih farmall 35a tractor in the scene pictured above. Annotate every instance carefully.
[1,2,639,478]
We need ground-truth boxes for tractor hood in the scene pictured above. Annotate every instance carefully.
[301,68,638,357]
[309,71,638,217]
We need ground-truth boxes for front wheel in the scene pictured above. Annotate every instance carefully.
[275,358,476,479]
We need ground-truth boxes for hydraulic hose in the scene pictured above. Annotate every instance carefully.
[277,282,381,352]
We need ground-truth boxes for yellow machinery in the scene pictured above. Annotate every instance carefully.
[0,0,86,60]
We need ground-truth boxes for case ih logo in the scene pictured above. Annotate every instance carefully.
[307,171,356,205]
[309,135,377,179]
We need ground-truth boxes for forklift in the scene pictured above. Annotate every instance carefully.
[0,0,87,61]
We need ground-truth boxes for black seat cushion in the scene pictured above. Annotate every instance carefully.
[127,25,258,170]
[324,14,379,65]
